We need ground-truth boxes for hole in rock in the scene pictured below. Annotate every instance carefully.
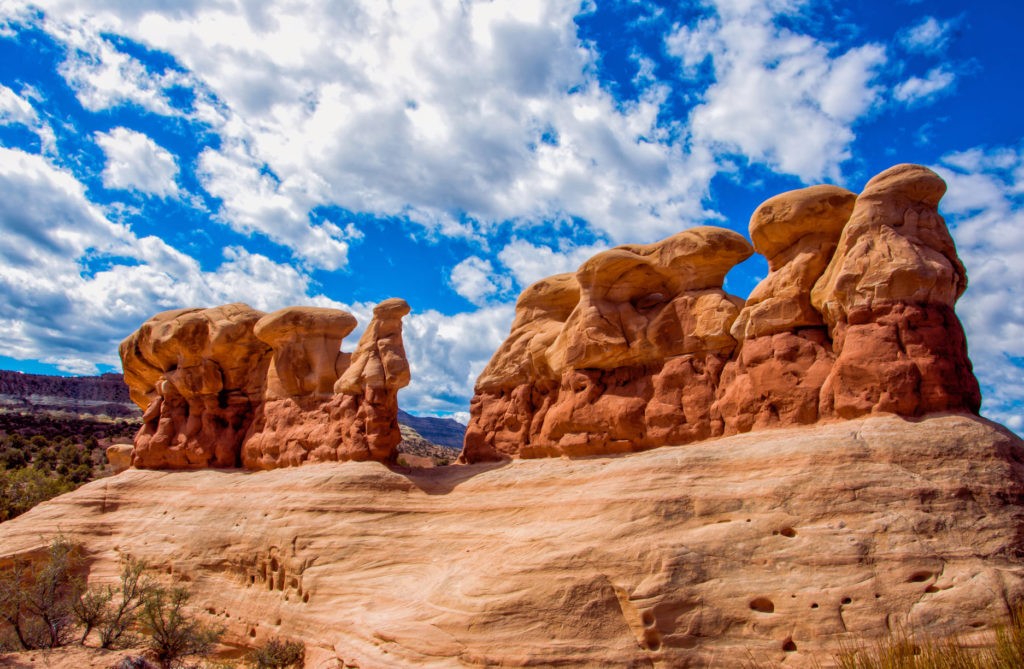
[249,628,256,638]
[750,597,775,613]
[971,621,985,628]
[303,593,310,603]
[779,527,796,538]
[908,571,932,583]
[811,603,819,609]
[841,597,852,605]
[875,593,881,599]
[290,578,299,589]
[782,639,797,652]
[644,629,661,651]
[270,558,279,572]
[642,611,655,627]
[249,575,255,586]
[925,585,939,594]
[275,618,282,626]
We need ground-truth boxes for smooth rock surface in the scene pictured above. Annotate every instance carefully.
[1,415,1022,668]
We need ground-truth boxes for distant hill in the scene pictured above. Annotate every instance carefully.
[0,370,139,418]
[398,409,465,451]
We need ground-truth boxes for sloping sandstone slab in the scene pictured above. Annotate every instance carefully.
[1,415,1021,668]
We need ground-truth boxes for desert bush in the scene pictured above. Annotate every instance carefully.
[0,535,84,649]
[0,467,75,521]
[249,636,305,668]
[139,584,223,669]
[73,556,152,648]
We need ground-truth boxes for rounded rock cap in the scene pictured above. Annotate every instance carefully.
[859,163,946,207]
[372,298,411,319]
[750,184,856,260]
[254,306,357,344]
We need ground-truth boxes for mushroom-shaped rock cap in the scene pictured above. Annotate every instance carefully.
[372,297,411,319]
[750,185,856,261]
[254,307,357,346]
[582,226,753,294]
[516,273,580,317]
[859,163,946,207]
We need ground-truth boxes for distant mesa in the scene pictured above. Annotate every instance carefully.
[119,299,412,470]
[459,164,981,462]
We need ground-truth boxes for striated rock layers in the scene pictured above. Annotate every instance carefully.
[1,415,1022,668]
[462,164,981,462]
[120,299,411,470]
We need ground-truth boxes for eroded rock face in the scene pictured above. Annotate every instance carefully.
[812,164,981,418]
[715,185,855,435]
[121,300,411,470]
[462,227,753,462]
[464,164,982,461]
[119,304,271,469]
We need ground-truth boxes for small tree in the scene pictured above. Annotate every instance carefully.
[71,583,112,643]
[0,535,83,649]
[97,557,151,649]
[139,584,223,669]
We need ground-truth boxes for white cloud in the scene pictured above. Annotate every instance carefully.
[893,66,956,105]
[497,238,608,288]
[934,146,1024,432]
[449,256,511,306]
[900,16,954,54]
[23,0,720,247]
[400,304,516,414]
[0,145,348,374]
[95,127,180,197]
[0,83,36,126]
[668,1,887,180]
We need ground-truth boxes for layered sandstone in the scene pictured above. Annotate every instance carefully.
[462,227,752,461]
[811,164,981,418]
[120,300,411,470]
[463,164,982,462]
[715,185,855,434]
[1,415,1021,668]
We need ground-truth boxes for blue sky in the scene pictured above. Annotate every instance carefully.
[0,0,1021,429]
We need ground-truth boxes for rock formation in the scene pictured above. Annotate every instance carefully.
[2,414,1022,668]
[119,303,271,469]
[462,165,982,462]
[811,164,981,418]
[462,227,752,461]
[714,185,855,434]
[120,300,412,470]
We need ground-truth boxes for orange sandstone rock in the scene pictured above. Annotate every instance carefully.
[715,185,855,435]
[812,164,981,418]
[119,303,271,469]
[461,228,752,462]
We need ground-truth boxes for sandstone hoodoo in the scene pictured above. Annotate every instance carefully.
[461,164,982,463]
[120,299,412,470]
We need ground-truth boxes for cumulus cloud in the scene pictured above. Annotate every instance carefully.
[400,304,516,414]
[893,66,956,106]
[497,238,608,288]
[935,146,1024,431]
[668,1,887,180]
[20,0,719,247]
[900,16,955,54]
[0,146,348,374]
[449,256,511,306]
[95,127,179,197]
[0,83,56,152]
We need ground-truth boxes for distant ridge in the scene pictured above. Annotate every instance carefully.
[398,409,465,451]
[0,370,138,417]
[0,369,466,453]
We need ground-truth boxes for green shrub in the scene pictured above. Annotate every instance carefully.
[139,584,223,669]
[0,536,84,649]
[249,636,305,668]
